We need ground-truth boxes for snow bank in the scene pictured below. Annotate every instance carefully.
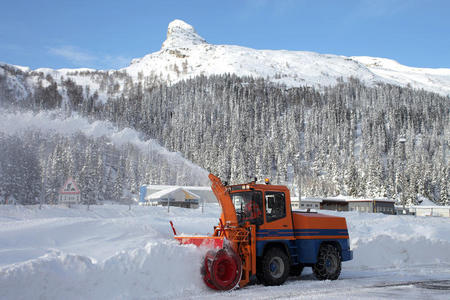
[1,205,450,299]
[350,234,450,269]
[0,204,220,267]
[328,211,450,269]
[0,205,220,299]
[0,242,206,299]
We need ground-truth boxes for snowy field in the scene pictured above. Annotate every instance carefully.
[1,204,449,299]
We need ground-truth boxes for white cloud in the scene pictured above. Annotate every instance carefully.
[102,55,131,69]
[355,0,411,17]
[48,45,96,66]
[238,0,305,19]
[0,43,23,51]
[48,45,131,69]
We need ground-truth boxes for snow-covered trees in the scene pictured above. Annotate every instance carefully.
[1,71,448,204]
[0,129,208,204]
[0,134,41,204]
[102,75,445,203]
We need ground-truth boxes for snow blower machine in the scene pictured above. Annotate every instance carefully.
[170,174,353,290]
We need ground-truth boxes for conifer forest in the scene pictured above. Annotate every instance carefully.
[0,69,448,206]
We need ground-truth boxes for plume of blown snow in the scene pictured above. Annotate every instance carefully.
[0,109,208,181]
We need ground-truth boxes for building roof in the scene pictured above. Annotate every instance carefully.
[346,198,396,203]
[142,184,211,191]
[321,197,348,203]
[411,205,450,209]
[417,196,437,206]
[291,196,322,203]
[322,196,395,203]
[146,186,200,200]
[182,189,200,200]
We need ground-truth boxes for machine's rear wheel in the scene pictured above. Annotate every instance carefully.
[313,244,341,280]
[259,247,290,286]
[202,248,242,290]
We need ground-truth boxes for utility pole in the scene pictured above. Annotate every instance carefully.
[167,194,171,213]
[40,175,47,210]
[294,153,302,208]
[298,172,302,206]
[443,136,447,167]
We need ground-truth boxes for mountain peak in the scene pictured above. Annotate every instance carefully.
[161,20,207,50]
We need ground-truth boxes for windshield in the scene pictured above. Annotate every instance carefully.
[231,191,263,225]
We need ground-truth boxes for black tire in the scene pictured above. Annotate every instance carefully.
[313,244,341,280]
[259,247,290,286]
[289,264,304,277]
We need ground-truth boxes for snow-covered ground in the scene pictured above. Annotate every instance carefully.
[1,204,449,299]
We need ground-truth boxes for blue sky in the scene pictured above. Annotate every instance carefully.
[1,0,449,70]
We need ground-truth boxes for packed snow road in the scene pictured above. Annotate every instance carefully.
[0,204,449,299]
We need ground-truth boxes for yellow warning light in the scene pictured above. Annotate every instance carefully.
[265,178,270,185]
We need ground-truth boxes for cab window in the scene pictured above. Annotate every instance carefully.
[265,191,286,222]
[231,191,263,225]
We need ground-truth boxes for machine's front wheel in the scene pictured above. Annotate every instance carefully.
[259,247,290,286]
[313,244,341,280]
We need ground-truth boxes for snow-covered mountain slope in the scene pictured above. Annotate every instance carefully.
[1,204,449,299]
[2,19,450,100]
[124,19,450,96]
[352,56,450,96]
